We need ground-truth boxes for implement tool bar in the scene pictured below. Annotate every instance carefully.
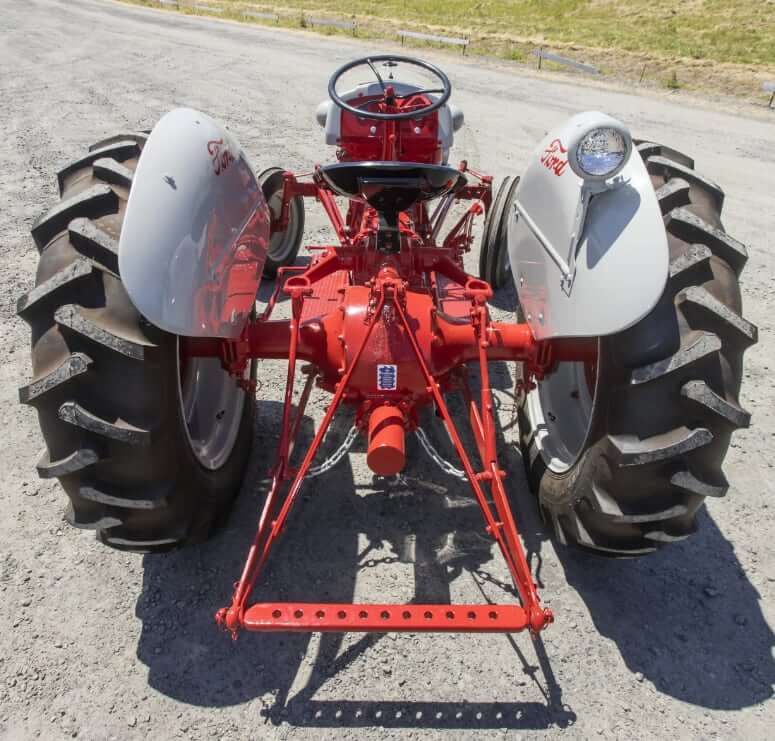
[244,602,529,632]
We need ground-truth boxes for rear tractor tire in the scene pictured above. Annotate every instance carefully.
[18,133,256,552]
[515,142,757,554]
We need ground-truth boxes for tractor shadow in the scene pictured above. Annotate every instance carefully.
[487,282,772,712]
[135,352,771,724]
[552,509,775,710]
[262,398,574,729]
[135,389,576,730]
[135,400,334,709]
[497,401,774,708]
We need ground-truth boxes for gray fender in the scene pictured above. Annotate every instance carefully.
[119,108,270,338]
[507,112,669,340]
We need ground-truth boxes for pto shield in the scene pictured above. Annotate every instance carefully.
[119,108,270,338]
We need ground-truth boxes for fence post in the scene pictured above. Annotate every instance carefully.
[537,47,543,70]
[639,64,646,83]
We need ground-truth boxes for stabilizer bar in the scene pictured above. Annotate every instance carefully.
[242,602,529,633]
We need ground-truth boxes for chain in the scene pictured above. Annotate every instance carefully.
[414,427,467,480]
[306,425,360,478]
[304,425,467,481]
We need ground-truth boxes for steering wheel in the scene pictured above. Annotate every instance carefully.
[328,55,452,122]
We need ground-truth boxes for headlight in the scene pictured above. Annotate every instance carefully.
[576,127,628,177]
[569,123,631,181]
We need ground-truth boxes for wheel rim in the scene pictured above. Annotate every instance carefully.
[266,190,299,263]
[177,340,247,471]
[524,343,599,474]
[500,238,512,277]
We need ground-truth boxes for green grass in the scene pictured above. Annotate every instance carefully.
[129,1,775,99]
[226,0,775,66]
[665,70,682,90]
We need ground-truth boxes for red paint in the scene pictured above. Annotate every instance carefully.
[337,93,442,164]
[199,95,595,640]
[187,174,269,338]
[207,138,235,175]
[540,138,569,176]
[366,404,406,476]
[242,602,530,633]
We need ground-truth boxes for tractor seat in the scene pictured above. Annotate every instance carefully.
[319,161,466,213]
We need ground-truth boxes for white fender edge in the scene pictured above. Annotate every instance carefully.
[119,108,270,339]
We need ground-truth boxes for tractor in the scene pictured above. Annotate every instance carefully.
[18,55,757,637]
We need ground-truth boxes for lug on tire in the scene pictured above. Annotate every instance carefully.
[517,141,757,554]
[18,134,255,552]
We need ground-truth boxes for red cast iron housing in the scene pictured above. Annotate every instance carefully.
[182,81,595,638]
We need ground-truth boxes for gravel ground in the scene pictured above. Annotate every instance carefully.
[1,1,773,739]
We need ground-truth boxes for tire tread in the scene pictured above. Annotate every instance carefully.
[21,135,254,552]
[519,143,755,554]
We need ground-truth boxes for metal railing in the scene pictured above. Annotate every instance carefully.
[763,82,775,108]
[306,15,357,35]
[399,29,468,54]
[533,48,599,75]
[243,10,278,22]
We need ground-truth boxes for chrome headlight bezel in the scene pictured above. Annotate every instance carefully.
[567,118,632,182]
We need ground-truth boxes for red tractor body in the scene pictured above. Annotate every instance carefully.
[180,71,595,638]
